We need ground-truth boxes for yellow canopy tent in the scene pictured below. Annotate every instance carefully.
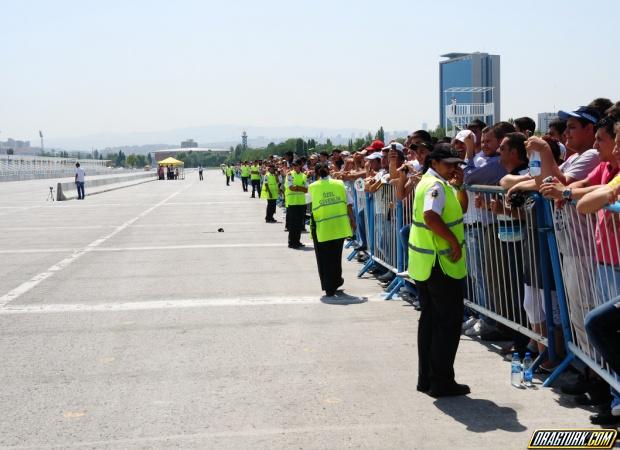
[157,157,185,180]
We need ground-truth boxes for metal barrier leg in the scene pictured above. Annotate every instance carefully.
[358,259,375,278]
[347,248,358,261]
[543,353,575,387]
[384,277,404,300]
[345,239,355,249]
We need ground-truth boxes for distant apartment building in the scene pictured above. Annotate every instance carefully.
[439,52,500,132]
[181,139,198,148]
[0,138,31,151]
[537,112,559,133]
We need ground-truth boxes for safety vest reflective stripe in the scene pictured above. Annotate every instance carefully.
[411,218,463,229]
[313,213,349,223]
[408,241,465,255]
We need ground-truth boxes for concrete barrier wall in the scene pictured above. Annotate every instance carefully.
[57,172,157,200]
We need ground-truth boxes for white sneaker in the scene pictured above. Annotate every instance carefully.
[462,317,478,332]
[465,320,482,336]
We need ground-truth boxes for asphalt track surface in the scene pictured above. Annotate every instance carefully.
[0,170,594,449]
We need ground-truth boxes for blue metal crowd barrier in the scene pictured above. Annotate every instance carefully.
[347,180,619,391]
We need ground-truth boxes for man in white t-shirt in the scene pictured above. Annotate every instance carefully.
[75,162,85,200]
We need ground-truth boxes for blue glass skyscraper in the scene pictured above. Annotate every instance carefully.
[439,52,500,130]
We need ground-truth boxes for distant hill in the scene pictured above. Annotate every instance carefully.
[45,125,377,152]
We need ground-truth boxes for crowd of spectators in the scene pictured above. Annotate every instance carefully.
[230,97,620,424]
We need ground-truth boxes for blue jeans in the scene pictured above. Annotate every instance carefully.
[585,297,620,411]
[76,181,85,199]
[356,209,367,250]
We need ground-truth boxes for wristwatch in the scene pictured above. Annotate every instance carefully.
[562,188,572,201]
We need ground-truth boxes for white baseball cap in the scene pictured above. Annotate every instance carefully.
[454,129,476,144]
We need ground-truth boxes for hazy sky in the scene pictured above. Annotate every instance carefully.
[2,0,619,144]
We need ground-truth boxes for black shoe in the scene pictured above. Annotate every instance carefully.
[589,409,620,425]
[575,391,612,406]
[325,290,336,297]
[377,272,395,282]
[561,376,590,396]
[428,383,470,398]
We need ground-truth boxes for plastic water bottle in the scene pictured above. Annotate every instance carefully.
[511,353,522,387]
[523,352,533,387]
[529,151,541,176]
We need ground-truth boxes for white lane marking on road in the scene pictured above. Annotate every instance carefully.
[0,243,290,254]
[0,186,191,308]
[0,295,377,313]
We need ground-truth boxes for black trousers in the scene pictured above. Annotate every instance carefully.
[265,200,276,221]
[226,175,230,186]
[199,171,203,180]
[287,205,306,246]
[251,180,260,197]
[231,173,235,181]
[311,227,344,293]
[241,177,249,191]
[416,261,465,389]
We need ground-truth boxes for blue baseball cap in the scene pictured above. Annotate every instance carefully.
[558,106,600,124]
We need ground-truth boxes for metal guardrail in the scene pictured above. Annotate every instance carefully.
[0,155,111,181]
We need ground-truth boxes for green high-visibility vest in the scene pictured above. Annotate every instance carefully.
[285,171,307,206]
[407,173,466,281]
[226,167,233,176]
[260,173,279,200]
[250,165,261,180]
[241,166,250,177]
[309,178,352,243]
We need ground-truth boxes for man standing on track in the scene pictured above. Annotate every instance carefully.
[308,162,355,296]
[261,165,280,223]
[241,161,250,192]
[285,159,308,248]
[250,160,261,198]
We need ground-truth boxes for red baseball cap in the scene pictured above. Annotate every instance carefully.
[365,139,385,151]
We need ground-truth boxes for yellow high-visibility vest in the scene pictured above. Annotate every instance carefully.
[309,178,352,242]
[285,171,307,206]
[407,173,466,281]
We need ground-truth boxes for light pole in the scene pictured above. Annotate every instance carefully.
[39,130,44,154]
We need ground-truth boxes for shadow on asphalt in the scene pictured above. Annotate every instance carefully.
[433,396,527,433]
[320,293,368,305]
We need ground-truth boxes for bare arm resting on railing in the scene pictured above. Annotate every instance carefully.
[576,183,620,214]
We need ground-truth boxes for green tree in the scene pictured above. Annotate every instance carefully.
[147,153,152,165]
[430,126,446,139]
[126,154,137,168]
[375,126,385,142]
